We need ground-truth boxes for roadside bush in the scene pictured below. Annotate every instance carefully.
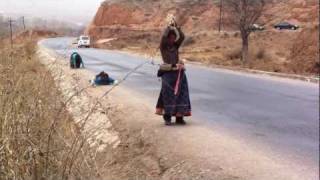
[233,32,240,38]
[183,36,196,46]
[225,47,242,60]
[255,48,265,60]
[222,32,230,39]
[288,25,319,75]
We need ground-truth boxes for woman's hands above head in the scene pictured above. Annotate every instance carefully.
[166,14,177,27]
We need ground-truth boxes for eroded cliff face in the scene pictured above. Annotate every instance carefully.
[85,0,319,75]
[92,4,145,27]
[87,0,318,40]
[86,0,221,40]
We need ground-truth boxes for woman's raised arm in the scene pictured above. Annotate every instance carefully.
[175,27,185,48]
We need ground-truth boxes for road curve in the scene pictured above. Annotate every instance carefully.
[40,37,319,179]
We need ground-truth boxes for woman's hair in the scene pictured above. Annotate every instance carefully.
[97,71,109,79]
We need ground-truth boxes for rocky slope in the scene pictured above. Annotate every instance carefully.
[86,0,220,40]
[87,0,318,35]
[86,0,319,75]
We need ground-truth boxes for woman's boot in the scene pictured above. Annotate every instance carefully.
[176,116,186,125]
[163,114,172,126]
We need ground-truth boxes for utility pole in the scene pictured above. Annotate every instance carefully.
[218,0,223,32]
[22,16,26,30]
[8,18,14,48]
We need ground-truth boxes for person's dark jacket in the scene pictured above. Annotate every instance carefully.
[160,26,185,65]
[70,52,84,68]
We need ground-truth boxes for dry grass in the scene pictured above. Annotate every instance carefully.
[255,48,266,60]
[225,47,242,60]
[0,41,103,180]
[288,25,320,75]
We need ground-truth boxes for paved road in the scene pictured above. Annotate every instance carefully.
[40,37,319,178]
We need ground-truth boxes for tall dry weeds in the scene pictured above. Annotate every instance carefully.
[0,41,103,180]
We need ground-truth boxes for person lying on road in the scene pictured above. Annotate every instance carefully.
[90,71,118,86]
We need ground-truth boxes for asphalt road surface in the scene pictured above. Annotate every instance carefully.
[40,37,319,178]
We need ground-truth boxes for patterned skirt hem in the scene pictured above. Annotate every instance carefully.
[155,108,192,117]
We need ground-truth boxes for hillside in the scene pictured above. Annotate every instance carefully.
[87,0,319,75]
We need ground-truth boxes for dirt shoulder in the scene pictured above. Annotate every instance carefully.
[38,46,316,180]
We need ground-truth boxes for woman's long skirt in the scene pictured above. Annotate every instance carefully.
[156,70,191,117]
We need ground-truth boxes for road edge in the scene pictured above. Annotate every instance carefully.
[37,44,121,151]
[119,48,319,84]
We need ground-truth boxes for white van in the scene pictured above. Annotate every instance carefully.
[78,35,91,48]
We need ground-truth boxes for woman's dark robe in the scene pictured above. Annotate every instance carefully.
[156,27,192,117]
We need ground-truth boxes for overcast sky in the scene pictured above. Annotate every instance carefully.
[0,0,104,23]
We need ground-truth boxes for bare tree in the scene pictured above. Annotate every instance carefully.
[225,0,265,63]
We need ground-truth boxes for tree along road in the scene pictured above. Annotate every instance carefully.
[40,37,319,178]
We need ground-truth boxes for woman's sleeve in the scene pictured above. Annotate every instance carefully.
[175,27,185,48]
[160,27,170,50]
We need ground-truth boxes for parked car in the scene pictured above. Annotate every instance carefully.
[274,22,299,30]
[249,24,265,31]
[78,35,91,48]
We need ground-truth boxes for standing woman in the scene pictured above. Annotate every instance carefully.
[156,15,192,126]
